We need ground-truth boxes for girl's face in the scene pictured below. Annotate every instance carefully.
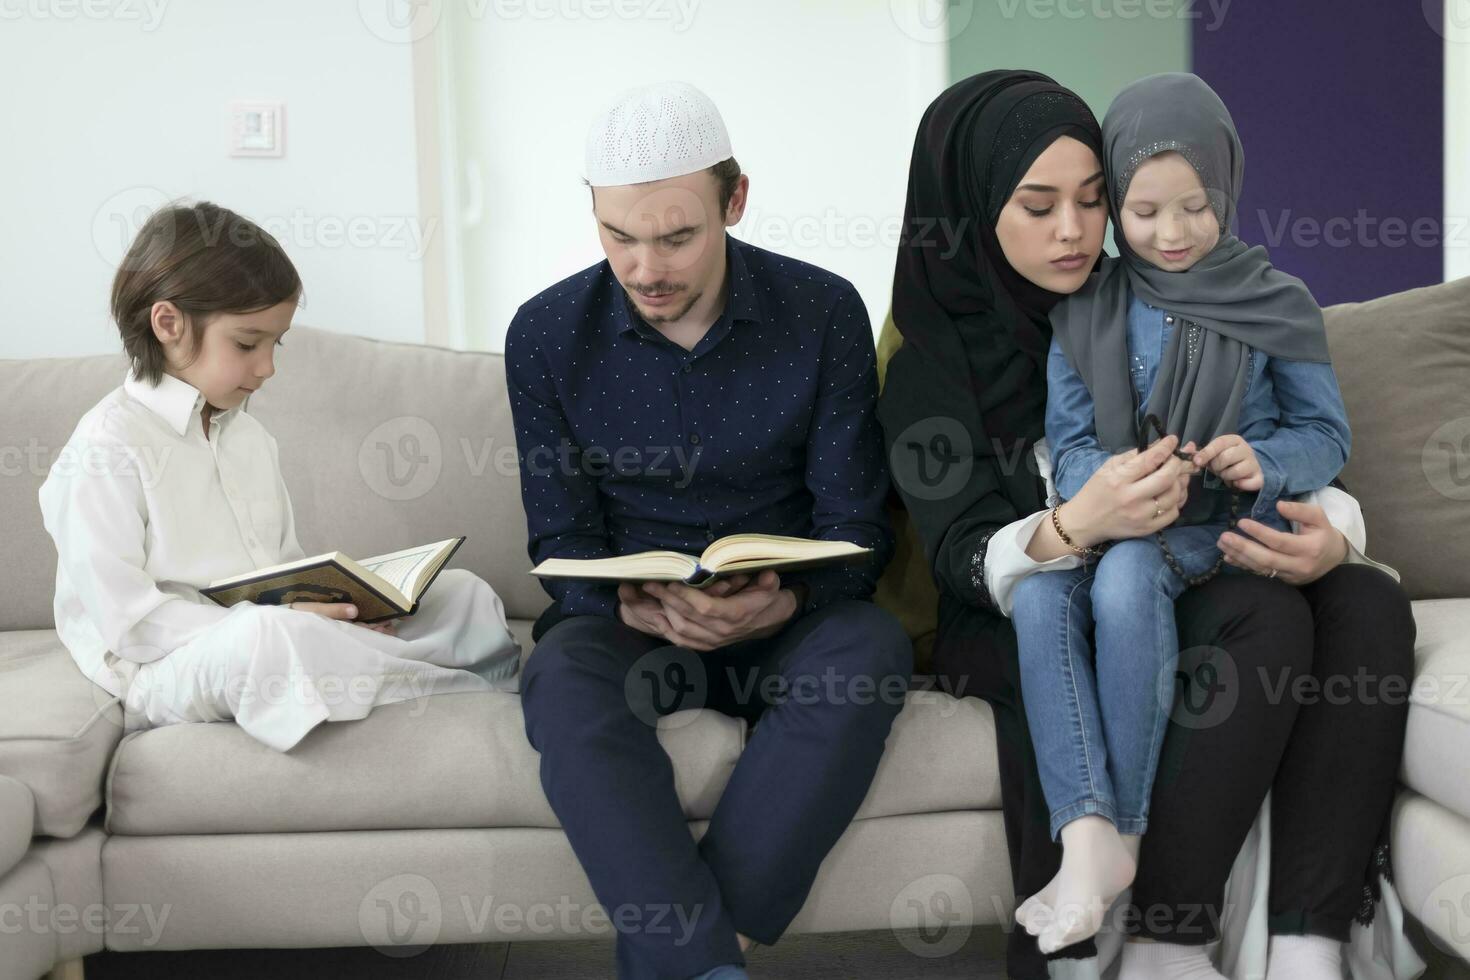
[1119,151,1221,271]
[156,300,296,411]
[994,135,1109,295]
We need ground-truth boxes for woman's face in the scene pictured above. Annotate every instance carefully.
[1119,150,1221,271]
[994,135,1108,294]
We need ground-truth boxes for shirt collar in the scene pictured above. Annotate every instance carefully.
[122,369,246,437]
[612,235,764,339]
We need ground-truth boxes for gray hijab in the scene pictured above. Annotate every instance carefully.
[1050,72,1330,455]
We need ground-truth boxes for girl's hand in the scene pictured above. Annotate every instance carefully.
[1067,434,1198,545]
[1191,434,1264,491]
[1219,499,1349,586]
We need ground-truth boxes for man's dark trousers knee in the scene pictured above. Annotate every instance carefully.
[520,599,912,980]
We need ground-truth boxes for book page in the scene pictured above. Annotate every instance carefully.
[700,534,867,571]
[361,543,446,597]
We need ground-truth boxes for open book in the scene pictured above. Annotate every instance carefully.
[529,533,871,587]
[202,537,466,623]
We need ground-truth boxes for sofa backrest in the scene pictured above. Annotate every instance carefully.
[0,325,551,631]
[6,277,1469,633]
[1325,274,1470,600]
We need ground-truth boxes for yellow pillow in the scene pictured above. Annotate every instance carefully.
[873,312,940,673]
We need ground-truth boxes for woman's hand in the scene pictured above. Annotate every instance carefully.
[1218,499,1349,585]
[1063,435,1199,547]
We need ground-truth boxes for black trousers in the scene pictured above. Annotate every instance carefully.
[521,600,912,980]
[933,562,1415,979]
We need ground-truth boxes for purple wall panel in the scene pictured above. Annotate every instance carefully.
[1191,3,1444,305]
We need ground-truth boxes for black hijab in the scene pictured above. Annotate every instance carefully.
[880,71,1104,571]
[889,69,1104,456]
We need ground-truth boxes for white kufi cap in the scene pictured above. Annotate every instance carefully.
[584,81,733,187]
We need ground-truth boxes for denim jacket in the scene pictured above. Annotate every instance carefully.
[1047,293,1351,524]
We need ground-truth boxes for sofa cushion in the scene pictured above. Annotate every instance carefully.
[1399,598,1470,822]
[0,631,123,838]
[1325,276,1470,600]
[106,690,746,835]
[106,674,1001,836]
[855,686,1000,820]
[0,775,34,880]
[0,349,129,631]
[245,326,551,622]
[0,854,56,979]
[0,326,554,632]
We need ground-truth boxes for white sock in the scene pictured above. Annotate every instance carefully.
[1015,868,1062,935]
[1118,939,1227,979]
[1265,933,1342,980]
[1017,832,1143,938]
[1037,818,1138,954]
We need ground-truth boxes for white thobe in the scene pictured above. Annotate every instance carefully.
[38,370,520,752]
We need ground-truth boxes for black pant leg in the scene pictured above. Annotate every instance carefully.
[1267,563,1416,942]
[1126,573,1314,944]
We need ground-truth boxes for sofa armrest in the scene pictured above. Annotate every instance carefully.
[0,631,124,838]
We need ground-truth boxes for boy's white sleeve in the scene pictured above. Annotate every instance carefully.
[39,426,230,663]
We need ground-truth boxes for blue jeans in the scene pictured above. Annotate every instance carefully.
[1012,519,1257,841]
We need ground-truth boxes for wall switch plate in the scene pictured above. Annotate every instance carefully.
[229,100,284,157]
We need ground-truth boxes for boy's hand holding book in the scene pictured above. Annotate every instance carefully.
[285,600,400,636]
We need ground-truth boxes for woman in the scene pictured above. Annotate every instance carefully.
[876,70,1419,980]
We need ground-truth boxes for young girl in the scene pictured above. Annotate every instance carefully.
[1009,74,1352,954]
[39,202,521,753]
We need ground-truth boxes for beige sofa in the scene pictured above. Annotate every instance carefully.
[0,323,1006,978]
[1,277,1467,979]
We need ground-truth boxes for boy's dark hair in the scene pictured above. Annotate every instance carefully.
[585,157,743,217]
[112,201,302,385]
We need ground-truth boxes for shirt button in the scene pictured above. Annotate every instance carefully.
[681,363,692,374]
[705,531,716,543]
[689,433,701,445]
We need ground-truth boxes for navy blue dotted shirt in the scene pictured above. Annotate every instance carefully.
[505,236,894,620]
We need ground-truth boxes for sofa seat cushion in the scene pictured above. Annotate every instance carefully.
[0,631,123,838]
[1400,598,1470,822]
[856,686,1000,820]
[106,689,746,835]
[0,775,34,880]
[107,648,1003,836]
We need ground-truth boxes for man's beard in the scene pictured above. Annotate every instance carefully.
[626,285,701,325]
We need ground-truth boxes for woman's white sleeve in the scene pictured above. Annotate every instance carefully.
[984,440,1085,617]
[984,510,1084,618]
[1300,485,1400,583]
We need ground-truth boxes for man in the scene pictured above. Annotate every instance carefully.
[506,81,911,980]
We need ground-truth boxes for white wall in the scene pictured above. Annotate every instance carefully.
[1448,5,1470,282]
[0,1,427,360]
[437,0,948,351]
